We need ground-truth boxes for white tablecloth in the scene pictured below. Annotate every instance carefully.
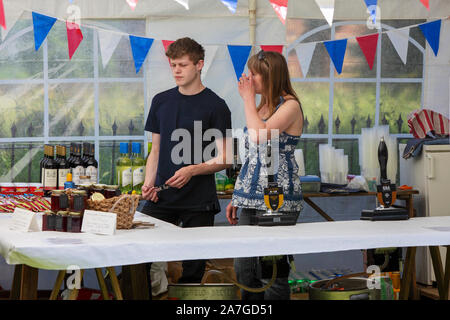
[0,213,449,270]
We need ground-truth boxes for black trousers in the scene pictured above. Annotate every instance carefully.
[141,204,215,287]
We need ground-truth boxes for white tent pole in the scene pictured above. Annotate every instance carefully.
[249,0,257,55]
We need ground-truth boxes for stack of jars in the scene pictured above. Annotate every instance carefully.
[43,190,88,232]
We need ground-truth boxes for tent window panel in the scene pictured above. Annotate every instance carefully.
[379,83,422,134]
[47,20,94,79]
[292,82,329,135]
[333,82,377,134]
[49,83,95,137]
[0,84,44,138]
[0,19,43,80]
[99,82,145,136]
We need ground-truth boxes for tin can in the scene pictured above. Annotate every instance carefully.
[0,183,16,194]
[15,183,29,194]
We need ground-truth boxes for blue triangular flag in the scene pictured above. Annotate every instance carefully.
[221,0,238,13]
[324,39,347,74]
[419,20,441,57]
[32,12,57,51]
[364,0,377,24]
[227,45,252,81]
[129,35,154,73]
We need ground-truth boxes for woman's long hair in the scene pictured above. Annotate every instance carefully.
[247,51,301,118]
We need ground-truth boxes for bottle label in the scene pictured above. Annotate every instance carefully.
[58,168,71,189]
[72,166,85,185]
[119,167,132,187]
[133,166,145,187]
[86,166,98,184]
[44,169,57,190]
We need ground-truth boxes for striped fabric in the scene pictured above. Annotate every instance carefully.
[407,109,449,139]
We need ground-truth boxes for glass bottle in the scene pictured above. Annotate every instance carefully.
[43,145,58,197]
[57,146,71,190]
[40,145,49,185]
[85,143,98,184]
[71,143,85,186]
[116,142,132,194]
[131,142,145,194]
[226,138,242,184]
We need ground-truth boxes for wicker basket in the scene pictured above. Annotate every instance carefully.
[86,194,141,229]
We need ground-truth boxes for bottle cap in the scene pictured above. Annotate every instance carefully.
[132,142,141,154]
[120,142,129,154]
[66,172,73,182]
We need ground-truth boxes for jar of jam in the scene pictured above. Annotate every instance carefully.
[93,184,106,195]
[70,190,87,213]
[78,184,93,198]
[105,185,120,199]
[67,212,82,233]
[55,211,69,232]
[51,190,69,213]
[42,210,56,231]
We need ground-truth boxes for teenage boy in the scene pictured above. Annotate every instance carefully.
[142,37,232,283]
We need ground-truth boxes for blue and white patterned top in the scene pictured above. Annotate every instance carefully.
[232,98,304,212]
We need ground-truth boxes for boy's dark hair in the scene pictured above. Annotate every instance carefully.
[166,37,205,64]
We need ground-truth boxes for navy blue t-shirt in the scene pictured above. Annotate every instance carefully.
[145,87,232,213]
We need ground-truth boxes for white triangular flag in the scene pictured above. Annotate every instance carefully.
[98,29,122,69]
[315,0,335,26]
[1,0,24,41]
[386,27,410,65]
[294,42,316,78]
[202,45,219,80]
[174,0,189,10]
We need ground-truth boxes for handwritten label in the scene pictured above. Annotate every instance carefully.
[9,208,40,232]
[81,210,116,235]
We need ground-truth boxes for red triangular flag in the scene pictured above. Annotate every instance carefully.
[260,45,284,54]
[356,33,379,70]
[162,40,174,52]
[0,0,6,30]
[66,21,83,60]
[126,0,138,10]
[420,0,430,10]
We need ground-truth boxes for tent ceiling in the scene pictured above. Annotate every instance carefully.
[8,0,450,20]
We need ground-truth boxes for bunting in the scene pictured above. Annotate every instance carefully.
[294,42,316,77]
[260,45,284,54]
[202,45,219,80]
[386,28,410,64]
[220,0,238,13]
[66,21,83,60]
[227,45,252,81]
[356,33,379,70]
[126,0,138,11]
[364,0,377,24]
[419,20,441,56]
[0,0,5,30]
[129,35,154,73]
[174,0,189,10]
[324,39,347,74]
[420,0,430,10]
[269,0,288,25]
[162,40,174,53]
[315,0,335,26]
[32,12,57,51]
[98,29,122,68]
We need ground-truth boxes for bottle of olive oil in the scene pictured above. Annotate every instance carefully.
[117,143,132,193]
[131,142,145,194]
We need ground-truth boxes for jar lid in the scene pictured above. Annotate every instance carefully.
[73,190,87,195]
[69,212,81,216]
[105,185,119,189]
[93,184,106,189]
[57,211,69,216]
[52,190,65,195]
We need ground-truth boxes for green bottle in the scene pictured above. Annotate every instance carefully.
[131,142,145,194]
[145,142,152,160]
[117,142,132,193]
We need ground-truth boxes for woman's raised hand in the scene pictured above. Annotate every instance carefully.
[238,72,255,101]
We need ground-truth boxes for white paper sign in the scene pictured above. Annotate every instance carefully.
[81,210,117,235]
[9,208,40,232]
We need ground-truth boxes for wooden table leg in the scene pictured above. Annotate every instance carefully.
[50,270,66,300]
[19,265,39,300]
[400,247,416,300]
[429,246,446,300]
[106,267,123,300]
[9,265,22,300]
[303,197,334,222]
[95,268,111,300]
[121,264,150,300]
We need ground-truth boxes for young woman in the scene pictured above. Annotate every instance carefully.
[226,50,304,300]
